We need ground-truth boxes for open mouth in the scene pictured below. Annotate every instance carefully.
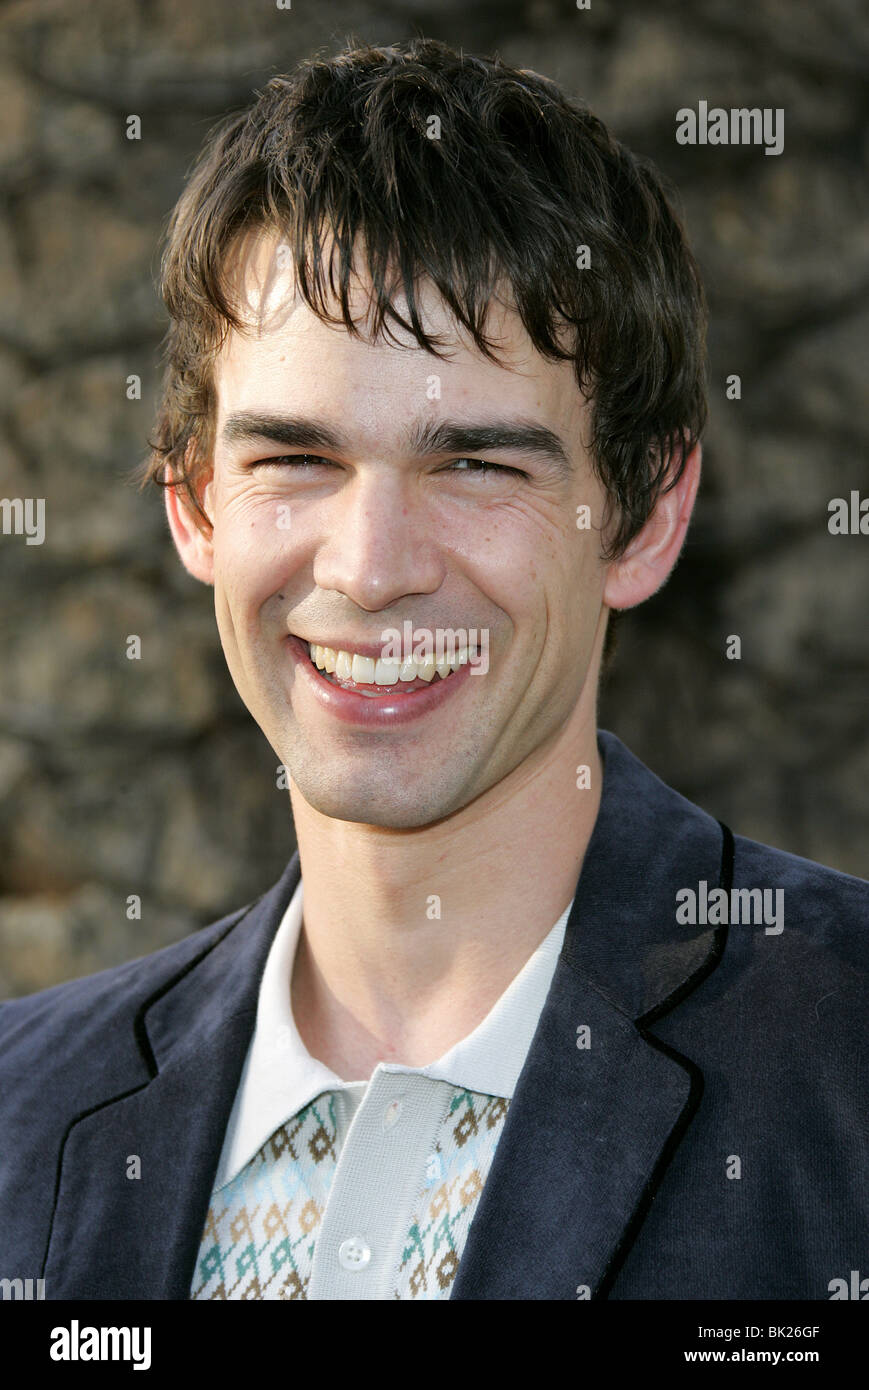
[306,640,475,697]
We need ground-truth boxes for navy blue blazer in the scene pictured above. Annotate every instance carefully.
[1,731,867,1300]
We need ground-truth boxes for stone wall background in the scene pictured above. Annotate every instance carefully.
[0,0,866,996]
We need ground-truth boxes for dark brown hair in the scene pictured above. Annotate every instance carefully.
[142,34,707,585]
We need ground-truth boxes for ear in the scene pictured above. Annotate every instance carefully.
[163,457,215,585]
[603,440,701,611]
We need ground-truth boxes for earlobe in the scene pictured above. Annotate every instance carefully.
[603,440,701,612]
[163,464,215,585]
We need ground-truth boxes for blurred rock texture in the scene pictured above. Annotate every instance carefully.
[0,0,867,993]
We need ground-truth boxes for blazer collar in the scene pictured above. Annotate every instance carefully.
[562,729,730,1024]
[42,856,301,1298]
[142,853,301,1074]
[450,730,732,1299]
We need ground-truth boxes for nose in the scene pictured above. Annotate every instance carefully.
[312,469,445,611]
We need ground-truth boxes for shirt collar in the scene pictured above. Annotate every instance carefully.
[212,877,573,1190]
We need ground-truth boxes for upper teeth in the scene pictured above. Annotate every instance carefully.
[307,642,471,684]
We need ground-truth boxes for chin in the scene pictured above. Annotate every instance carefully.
[290,767,465,830]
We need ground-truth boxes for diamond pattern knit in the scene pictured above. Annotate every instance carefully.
[191,1086,510,1300]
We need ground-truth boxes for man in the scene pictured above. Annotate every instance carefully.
[1,37,866,1302]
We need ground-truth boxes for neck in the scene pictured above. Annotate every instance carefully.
[287,698,603,1080]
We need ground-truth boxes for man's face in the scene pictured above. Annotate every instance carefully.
[200,230,610,829]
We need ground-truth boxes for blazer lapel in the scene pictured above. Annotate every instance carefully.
[42,854,301,1299]
[451,732,732,1300]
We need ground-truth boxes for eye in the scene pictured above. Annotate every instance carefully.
[250,453,334,469]
[447,458,525,478]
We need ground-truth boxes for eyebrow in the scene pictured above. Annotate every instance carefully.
[219,412,574,477]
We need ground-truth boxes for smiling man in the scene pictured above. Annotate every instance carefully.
[166,227,673,1091]
[1,37,866,1304]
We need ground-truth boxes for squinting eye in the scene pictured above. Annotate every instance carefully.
[251,454,333,469]
[449,458,522,477]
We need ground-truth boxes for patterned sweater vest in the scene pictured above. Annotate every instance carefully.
[191,1086,510,1300]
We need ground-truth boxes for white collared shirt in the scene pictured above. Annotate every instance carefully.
[194,878,572,1299]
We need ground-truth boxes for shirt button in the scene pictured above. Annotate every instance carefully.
[338,1237,371,1271]
[383,1098,403,1129]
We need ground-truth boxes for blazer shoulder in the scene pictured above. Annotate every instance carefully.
[732,830,868,912]
[727,830,869,976]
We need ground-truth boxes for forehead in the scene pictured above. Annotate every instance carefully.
[213,228,588,445]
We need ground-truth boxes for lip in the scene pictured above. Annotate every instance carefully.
[286,633,474,726]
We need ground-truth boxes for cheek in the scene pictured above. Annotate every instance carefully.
[212,497,300,613]
[462,508,599,629]
[449,503,556,590]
